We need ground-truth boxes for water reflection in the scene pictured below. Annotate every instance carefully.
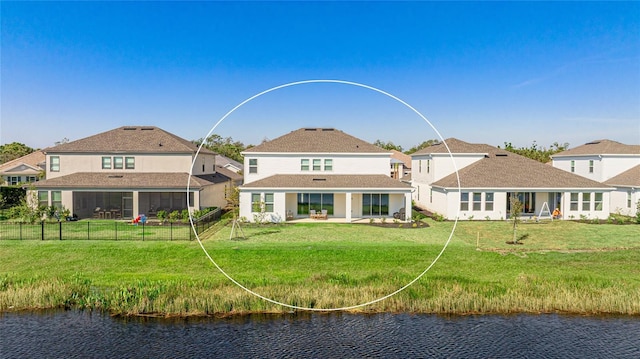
[1,311,638,358]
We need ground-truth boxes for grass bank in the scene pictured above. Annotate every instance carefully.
[1,220,639,316]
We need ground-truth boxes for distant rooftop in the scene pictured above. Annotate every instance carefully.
[243,128,389,154]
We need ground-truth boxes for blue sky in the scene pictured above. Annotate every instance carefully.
[2,1,639,151]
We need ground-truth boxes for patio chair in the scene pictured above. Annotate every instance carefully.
[393,207,406,220]
[310,210,317,218]
[320,209,328,219]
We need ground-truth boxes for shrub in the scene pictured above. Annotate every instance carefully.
[157,210,167,223]
[181,209,190,223]
[169,210,181,223]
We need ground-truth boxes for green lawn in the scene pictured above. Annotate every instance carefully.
[1,219,639,316]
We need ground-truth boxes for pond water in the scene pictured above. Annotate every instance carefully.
[1,311,638,358]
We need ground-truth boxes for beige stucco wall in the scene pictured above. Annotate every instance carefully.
[46,152,215,179]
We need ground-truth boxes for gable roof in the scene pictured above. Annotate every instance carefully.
[46,126,214,154]
[390,150,412,168]
[0,150,46,173]
[241,174,412,190]
[552,139,640,157]
[604,165,640,187]
[215,155,242,170]
[428,139,611,189]
[411,138,501,156]
[243,128,389,154]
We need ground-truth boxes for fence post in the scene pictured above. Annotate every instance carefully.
[20,222,23,240]
[142,222,145,241]
[87,221,90,240]
[115,221,118,241]
[170,222,173,241]
[59,221,62,240]
[41,221,44,241]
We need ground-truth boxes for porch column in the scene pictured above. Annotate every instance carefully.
[132,191,139,217]
[345,192,352,223]
[404,192,412,222]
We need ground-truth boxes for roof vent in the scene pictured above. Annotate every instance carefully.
[496,153,508,157]
[312,178,326,181]
[304,128,318,131]
[141,127,154,130]
[123,127,137,130]
[108,175,123,178]
[321,128,334,131]
[585,141,601,145]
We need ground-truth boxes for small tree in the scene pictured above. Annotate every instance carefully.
[12,188,43,223]
[510,195,524,243]
[636,200,640,224]
[225,181,245,239]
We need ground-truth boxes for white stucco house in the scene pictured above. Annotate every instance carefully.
[30,126,240,219]
[551,139,640,217]
[238,128,413,223]
[411,139,613,220]
[603,165,640,217]
[551,139,640,182]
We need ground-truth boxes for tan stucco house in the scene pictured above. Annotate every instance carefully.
[30,126,239,219]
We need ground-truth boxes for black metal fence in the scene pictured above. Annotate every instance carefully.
[0,208,222,241]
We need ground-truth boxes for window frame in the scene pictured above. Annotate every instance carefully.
[51,191,62,210]
[594,192,603,211]
[588,160,594,173]
[570,193,579,211]
[114,156,124,169]
[485,192,494,211]
[102,156,112,169]
[125,157,135,170]
[50,156,60,172]
[249,159,258,174]
[324,159,333,171]
[312,159,322,171]
[251,193,261,212]
[570,160,575,173]
[472,192,481,211]
[38,191,48,208]
[300,159,309,171]
[362,193,389,216]
[460,192,469,211]
[582,192,591,211]
[264,193,274,212]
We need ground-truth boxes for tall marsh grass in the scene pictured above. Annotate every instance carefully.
[1,220,639,316]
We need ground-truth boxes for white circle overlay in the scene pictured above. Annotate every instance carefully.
[188,79,461,312]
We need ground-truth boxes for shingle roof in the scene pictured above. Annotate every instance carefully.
[215,155,242,169]
[46,126,214,154]
[0,150,46,172]
[241,174,412,190]
[552,139,640,156]
[604,165,640,187]
[30,172,217,189]
[214,165,243,182]
[391,150,412,168]
[428,139,611,189]
[411,138,503,156]
[243,128,389,154]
